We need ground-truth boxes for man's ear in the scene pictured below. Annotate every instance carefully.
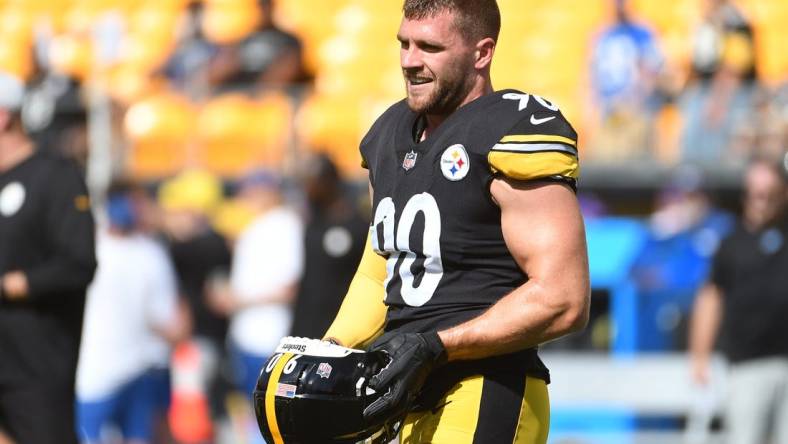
[474,37,496,70]
[0,109,10,132]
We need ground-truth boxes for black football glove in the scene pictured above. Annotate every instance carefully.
[362,331,447,423]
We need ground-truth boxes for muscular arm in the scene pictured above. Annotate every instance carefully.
[438,178,590,361]
[688,283,723,384]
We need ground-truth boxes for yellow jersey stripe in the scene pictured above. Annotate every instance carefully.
[265,352,295,444]
[500,134,577,147]
[488,151,579,180]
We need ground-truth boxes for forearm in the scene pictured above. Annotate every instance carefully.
[439,277,589,361]
[689,284,722,362]
[24,257,96,299]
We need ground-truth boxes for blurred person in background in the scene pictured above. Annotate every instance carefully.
[206,0,307,94]
[76,181,189,444]
[158,170,233,439]
[730,88,787,163]
[630,166,734,350]
[22,78,90,170]
[680,0,757,166]
[689,158,788,444]
[0,72,96,444]
[289,153,368,339]
[588,0,665,161]
[164,2,218,97]
[207,170,303,441]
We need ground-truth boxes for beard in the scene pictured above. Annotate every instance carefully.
[405,61,474,116]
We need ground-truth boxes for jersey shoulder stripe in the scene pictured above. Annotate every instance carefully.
[487,93,579,186]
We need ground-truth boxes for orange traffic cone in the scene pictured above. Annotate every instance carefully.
[169,341,214,443]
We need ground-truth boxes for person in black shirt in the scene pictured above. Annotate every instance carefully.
[0,73,96,444]
[290,153,368,339]
[690,158,788,444]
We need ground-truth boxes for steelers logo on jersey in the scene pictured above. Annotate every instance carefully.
[440,144,470,181]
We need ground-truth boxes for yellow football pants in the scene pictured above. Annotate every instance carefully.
[400,375,549,444]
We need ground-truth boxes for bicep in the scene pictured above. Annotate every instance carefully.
[491,177,589,296]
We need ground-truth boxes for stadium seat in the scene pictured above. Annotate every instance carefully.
[48,33,93,80]
[295,93,366,177]
[0,37,32,80]
[105,63,164,105]
[201,0,261,45]
[196,93,291,177]
[124,92,196,179]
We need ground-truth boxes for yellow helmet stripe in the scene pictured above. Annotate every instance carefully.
[265,352,295,444]
[499,134,577,147]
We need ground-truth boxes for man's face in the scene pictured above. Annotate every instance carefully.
[397,10,476,115]
[743,163,787,228]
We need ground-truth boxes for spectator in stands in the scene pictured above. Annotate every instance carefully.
[588,0,664,160]
[689,158,788,444]
[206,0,307,93]
[290,153,368,339]
[158,170,233,431]
[164,2,218,98]
[730,88,787,163]
[680,0,757,165]
[0,72,96,444]
[76,181,188,444]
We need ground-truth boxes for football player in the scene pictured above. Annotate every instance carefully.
[316,1,591,443]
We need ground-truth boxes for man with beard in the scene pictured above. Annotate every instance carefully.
[315,1,591,442]
[0,72,96,444]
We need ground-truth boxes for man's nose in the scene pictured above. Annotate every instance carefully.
[401,46,423,70]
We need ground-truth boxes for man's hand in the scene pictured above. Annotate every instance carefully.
[363,331,447,422]
[1,271,29,300]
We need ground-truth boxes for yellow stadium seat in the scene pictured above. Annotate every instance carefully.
[0,8,33,44]
[118,32,175,73]
[201,2,261,45]
[196,93,290,177]
[124,92,196,179]
[296,93,366,177]
[105,63,164,105]
[0,38,33,80]
[48,33,93,80]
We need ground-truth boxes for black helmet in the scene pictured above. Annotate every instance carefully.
[253,337,400,444]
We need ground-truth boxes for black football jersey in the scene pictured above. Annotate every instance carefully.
[360,90,579,387]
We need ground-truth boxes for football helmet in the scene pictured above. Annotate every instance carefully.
[253,337,400,444]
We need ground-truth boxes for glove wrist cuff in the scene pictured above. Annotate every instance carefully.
[421,331,448,366]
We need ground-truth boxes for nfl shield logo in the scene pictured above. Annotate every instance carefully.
[317,362,333,379]
[402,150,418,170]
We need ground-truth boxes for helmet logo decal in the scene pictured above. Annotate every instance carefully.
[317,362,333,379]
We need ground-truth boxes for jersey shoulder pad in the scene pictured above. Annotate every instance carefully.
[488,91,579,187]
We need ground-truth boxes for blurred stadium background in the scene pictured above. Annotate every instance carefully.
[2,0,787,443]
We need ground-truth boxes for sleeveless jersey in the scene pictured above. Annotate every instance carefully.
[360,89,579,387]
